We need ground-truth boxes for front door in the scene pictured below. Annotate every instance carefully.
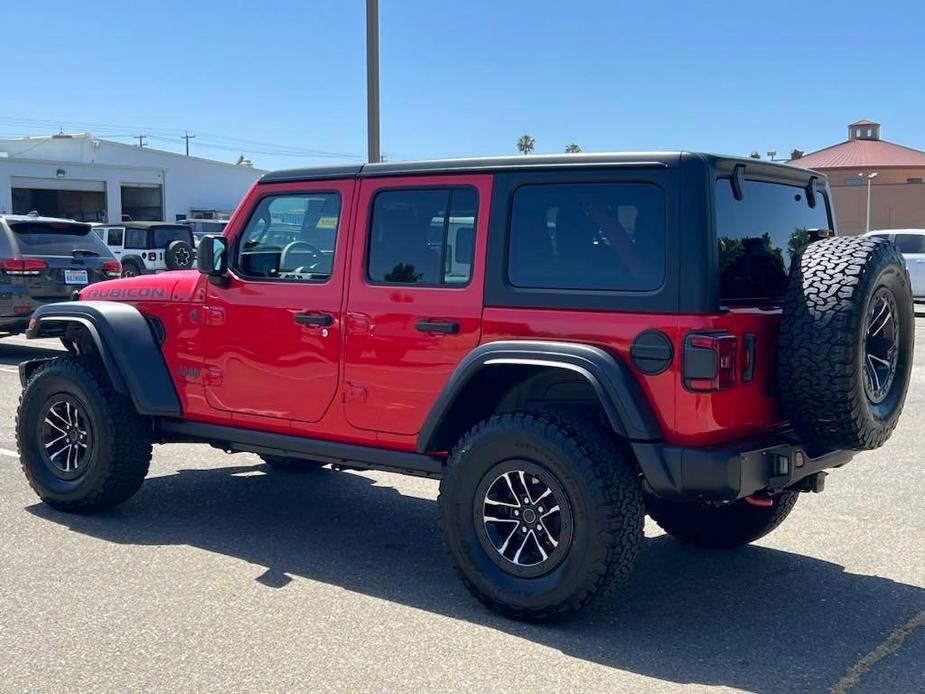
[343,174,490,435]
[202,180,354,423]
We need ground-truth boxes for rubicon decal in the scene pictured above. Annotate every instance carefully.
[83,287,167,299]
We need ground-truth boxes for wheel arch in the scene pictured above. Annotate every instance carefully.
[21,301,181,417]
[416,340,662,454]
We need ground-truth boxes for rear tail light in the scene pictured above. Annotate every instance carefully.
[102,259,122,277]
[683,331,737,391]
[1,258,47,275]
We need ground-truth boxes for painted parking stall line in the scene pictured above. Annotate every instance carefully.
[0,448,19,458]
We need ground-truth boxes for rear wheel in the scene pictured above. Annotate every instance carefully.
[121,260,142,278]
[16,356,152,513]
[439,411,643,621]
[648,492,799,548]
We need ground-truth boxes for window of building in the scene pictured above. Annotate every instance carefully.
[367,188,478,285]
[716,179,830,302]
[235,193,341,281]
[842,177,863,185]
[507,182,665,291]
[893,234,925,254]
[907,177,923,184]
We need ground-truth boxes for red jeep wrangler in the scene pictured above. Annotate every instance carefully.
[15,153,913,620]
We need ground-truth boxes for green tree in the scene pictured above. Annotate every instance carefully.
[517,134,535,155]
[564,143,582,153]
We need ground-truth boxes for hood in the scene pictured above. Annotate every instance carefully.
[79,270,205,303]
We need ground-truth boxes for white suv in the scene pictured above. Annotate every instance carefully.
[865,229,925,298]
[93,222,195,277]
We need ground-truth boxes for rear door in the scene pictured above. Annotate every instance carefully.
[891,233,925,297]
[342,175,490,435]
[6,220,114,299]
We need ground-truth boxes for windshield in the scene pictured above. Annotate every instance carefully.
[9,221,104,255]
[152,226,193,247]
[716,178,831,303]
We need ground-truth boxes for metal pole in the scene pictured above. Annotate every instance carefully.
[366,0,380,163]
[866,178,872,233]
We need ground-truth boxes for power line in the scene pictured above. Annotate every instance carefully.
[182,130,195,156]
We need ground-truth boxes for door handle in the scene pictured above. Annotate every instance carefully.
[294,312,333,326]
[415,319,460,334]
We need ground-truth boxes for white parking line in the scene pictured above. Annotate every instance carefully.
[0,366,19,375]
[0,448,19,458]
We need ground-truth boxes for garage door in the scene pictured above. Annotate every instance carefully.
[11,177,106,222]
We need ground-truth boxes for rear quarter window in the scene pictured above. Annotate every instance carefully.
[716,178,830,303]
[892,234,925,254]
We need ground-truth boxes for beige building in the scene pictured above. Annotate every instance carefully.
[789,120,925,235]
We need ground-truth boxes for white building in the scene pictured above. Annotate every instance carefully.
[0,133,266,223]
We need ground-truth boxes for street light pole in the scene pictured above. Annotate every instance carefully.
[859,172,879,233]
[366,0,380,164]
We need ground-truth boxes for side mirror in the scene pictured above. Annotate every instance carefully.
[197,235,228,283]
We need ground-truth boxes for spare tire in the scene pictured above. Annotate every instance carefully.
[777,235,913,450]
[165,240,194,270]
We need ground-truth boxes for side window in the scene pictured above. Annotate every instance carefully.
[124,229,146,249]
[107,228,124,246]
[234,193,341,281]
[893,234,925,254]
[508,182,665,291]
[367,187,477,285]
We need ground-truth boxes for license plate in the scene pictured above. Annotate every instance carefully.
[64,270,89,285]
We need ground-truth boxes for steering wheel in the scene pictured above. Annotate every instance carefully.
[280,241,323,272]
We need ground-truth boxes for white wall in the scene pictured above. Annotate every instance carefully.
[0,135,265,222]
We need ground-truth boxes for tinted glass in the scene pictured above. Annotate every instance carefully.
[367,188,478,285]
[107,228,124,245]
[8,221,104,255]
[125,229,147,248]
[893,234,925,253]
[508,182,665,291]
[153,226,193,247]
[716,179,830,302]
[236,193,341,281]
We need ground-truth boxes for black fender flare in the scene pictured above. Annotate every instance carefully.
[120,254,146,272]
[21,301,181,417]
[416,340,662,453]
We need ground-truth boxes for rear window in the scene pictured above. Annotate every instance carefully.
[152,226,193,247]
[507,182,666,291]
[8,221,103,255]
[893,233,925,254]
[716,178,830,303]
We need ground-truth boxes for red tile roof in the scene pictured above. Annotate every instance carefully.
[790,138,925,170]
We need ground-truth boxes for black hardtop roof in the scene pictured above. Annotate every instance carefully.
[259,152,824,185]
[101,222,190,229]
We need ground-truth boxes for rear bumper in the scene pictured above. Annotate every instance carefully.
[633,432,856,501]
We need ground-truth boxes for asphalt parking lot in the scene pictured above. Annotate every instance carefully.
[0,329,923,694]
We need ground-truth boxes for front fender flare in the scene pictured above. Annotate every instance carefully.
[22,301,181,417]
[416,340,662,453]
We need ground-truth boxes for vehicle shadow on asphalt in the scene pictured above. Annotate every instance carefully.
[27,462,925,693]
[0,342,63,367]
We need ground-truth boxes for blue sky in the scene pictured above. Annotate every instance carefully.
[3,0,924,170]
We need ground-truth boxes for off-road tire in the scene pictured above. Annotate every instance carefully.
[121,260,142,278]
[778,236,913,450]
[260,454,327,472]
[439,410,644,621]
[648,492,799,548]
[164,240,195,270]
[16,355,152,513]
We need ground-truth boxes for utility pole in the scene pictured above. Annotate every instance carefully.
[135,135,147,148]
[182,131,196,156]
[366,0,380,163]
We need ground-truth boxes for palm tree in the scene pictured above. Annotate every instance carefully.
[516,134,535,155]
[564,143,582,153]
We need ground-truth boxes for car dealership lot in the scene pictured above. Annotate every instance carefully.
[0,332,923,694]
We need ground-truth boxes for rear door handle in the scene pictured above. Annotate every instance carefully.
[294,312,333,326]
[415,319,460,334]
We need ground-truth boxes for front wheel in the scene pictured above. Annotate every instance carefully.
[648,492,799,548]
[16,356,152,513]
[439,411,644,621]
